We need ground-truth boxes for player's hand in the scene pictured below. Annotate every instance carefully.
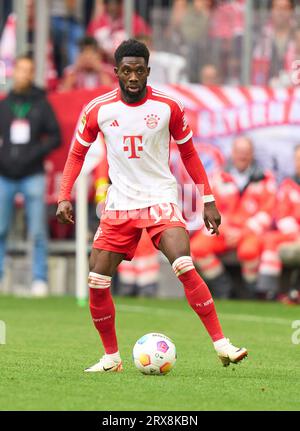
[203,201,221,235]
[56,200,74,224]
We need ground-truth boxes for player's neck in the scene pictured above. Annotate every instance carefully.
[120,87,147,105]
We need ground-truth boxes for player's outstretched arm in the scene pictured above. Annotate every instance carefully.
[56,138,90,224]
[56,106,100,224]
[177,138,221,235]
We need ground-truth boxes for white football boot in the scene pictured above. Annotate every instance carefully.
[214,338,248,367]
[84,354,123,373]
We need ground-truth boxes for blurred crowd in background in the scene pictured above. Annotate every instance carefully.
[0,0,300,302]
[1,0,300,89]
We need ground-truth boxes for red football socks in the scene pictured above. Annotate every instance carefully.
[88,256,224,353]
[88,272,118,354]
[172,256,224,342]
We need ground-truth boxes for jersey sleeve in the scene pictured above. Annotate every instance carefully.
[169,101,193,144]
[75,105,100,147]
[57,105,100,203]
[177,137,213,199]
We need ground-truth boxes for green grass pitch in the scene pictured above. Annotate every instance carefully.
[0,295,300,411]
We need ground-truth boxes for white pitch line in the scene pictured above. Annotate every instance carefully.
[218,313,291,326]
[117,304,294,326]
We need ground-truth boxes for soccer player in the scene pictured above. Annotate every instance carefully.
[56,39,248,372]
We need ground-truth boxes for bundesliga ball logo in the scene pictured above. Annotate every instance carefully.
[144,114,160,129]
[133,333,176,375]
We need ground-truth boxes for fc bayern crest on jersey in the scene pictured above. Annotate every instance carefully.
[144,114,160,129]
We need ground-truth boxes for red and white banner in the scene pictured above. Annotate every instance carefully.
[158,84,300,136]
[45,84,300,203]
[157,84,300,185]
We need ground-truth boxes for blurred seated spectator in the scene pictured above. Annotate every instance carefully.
[252,0,295,86]
[190,136,276,299]
[136,34,188,84]
[178,0,214,82]
[199,64,221,86]
[50,0,85,77]
[0,3,58,91]
[224,56,242,86]
[257,145,300,301]
[167,0,188,31]
[180,0,212,44]
[87,0,151,63]
[209,0,245,84]
[59,36,116,91]
[210,0,245,40]
[0,55,61,297]
[164,0,188,53]
[285,27,300,86]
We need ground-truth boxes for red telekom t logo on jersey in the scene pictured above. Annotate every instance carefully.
[123,136,143,159]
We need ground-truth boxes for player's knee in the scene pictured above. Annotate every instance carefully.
[172,255,195,277]
[88,271,112,289]
[161,241,190,264]
[89,255,109,275]
[170,248,191,265]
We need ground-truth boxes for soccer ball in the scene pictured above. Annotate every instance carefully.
[133,333,176,375]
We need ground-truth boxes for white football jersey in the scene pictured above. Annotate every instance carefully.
[76,86,193,210]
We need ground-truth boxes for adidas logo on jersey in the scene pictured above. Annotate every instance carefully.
[110,120,119,127]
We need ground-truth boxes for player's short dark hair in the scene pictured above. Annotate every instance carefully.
[114,39,150,66]
[78,36,98,51]
[271,0,294,8]
[15,53,34,63]
[104,0,122,4]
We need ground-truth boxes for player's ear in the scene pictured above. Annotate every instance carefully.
[114,67,119,76]
[147,67,150,76]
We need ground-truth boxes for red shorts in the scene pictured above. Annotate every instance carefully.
[93,203,187,260]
